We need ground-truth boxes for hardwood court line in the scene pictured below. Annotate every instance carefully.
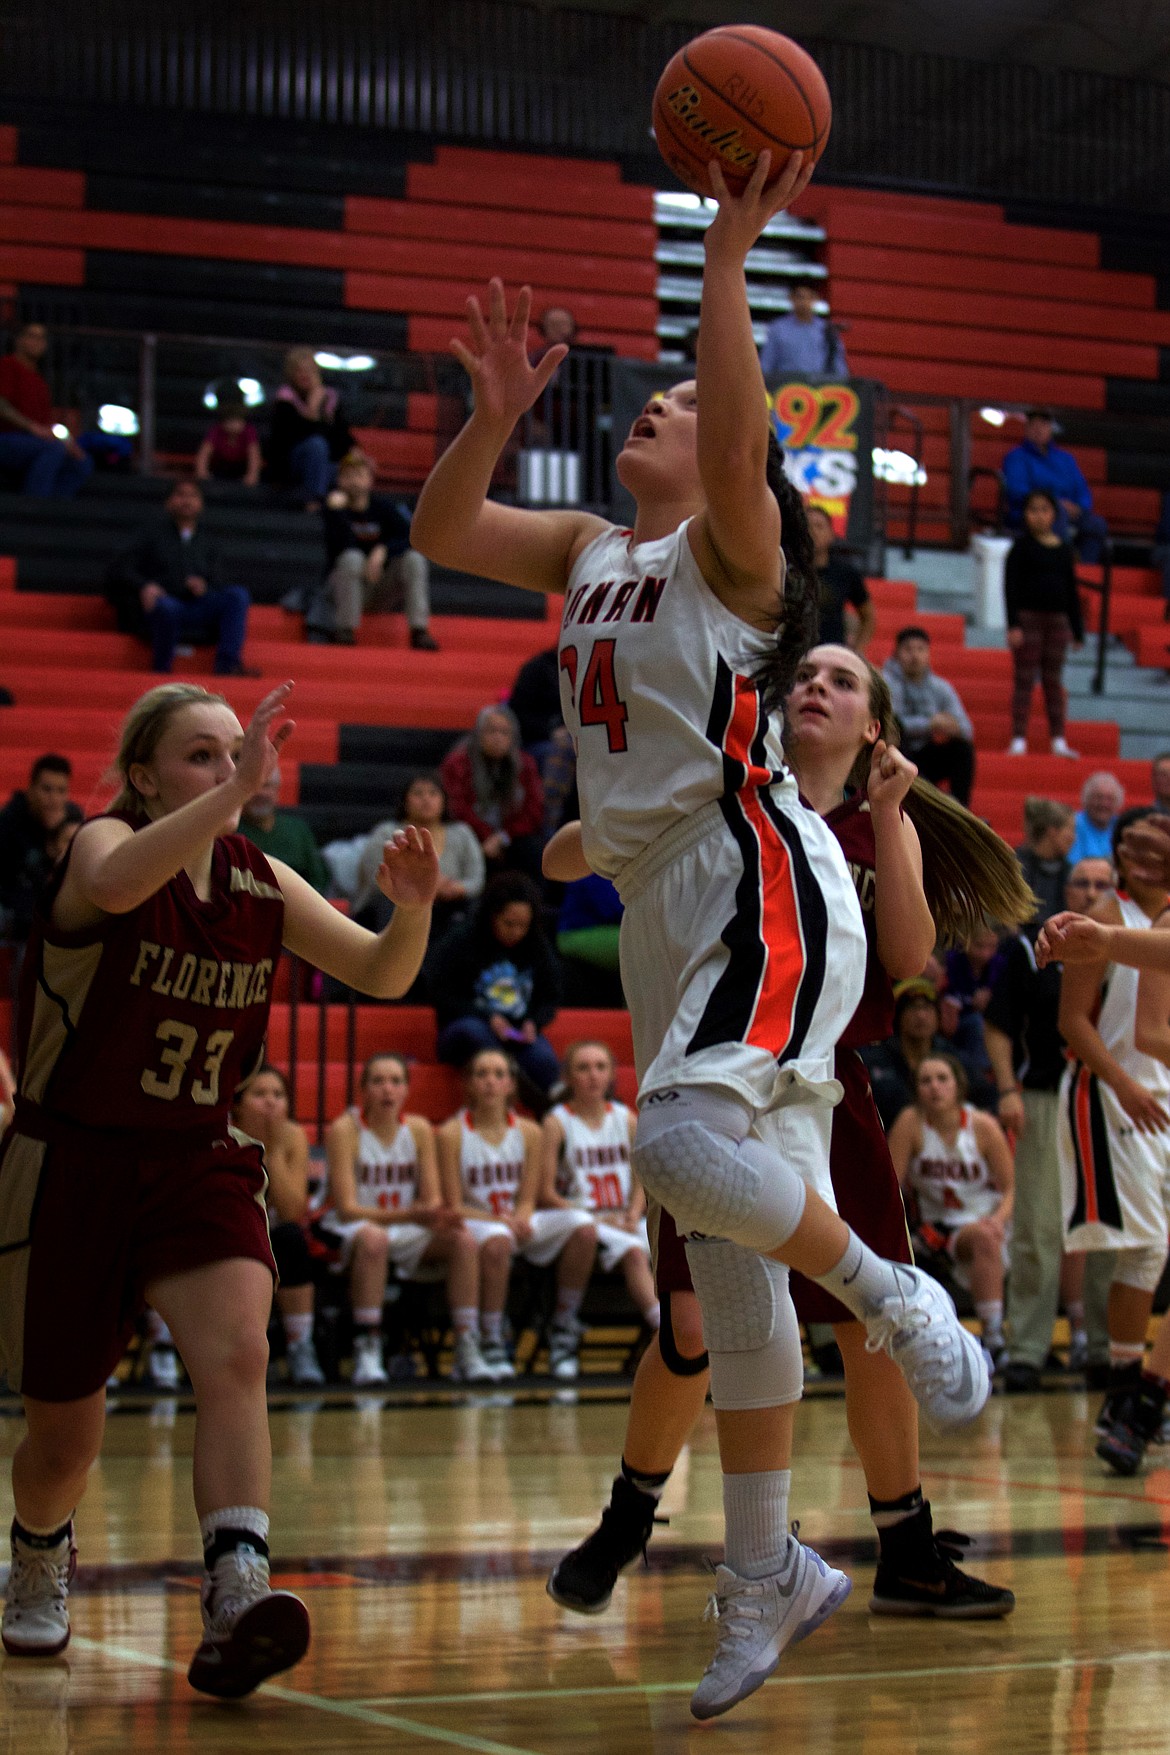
[836,1452,1170,1506]
[67,1636,541,1755]
[351,1645,1170,1707]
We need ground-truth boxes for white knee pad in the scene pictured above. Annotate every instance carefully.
[632,1089,808,1252]
[684,1238,804,1410]
[1112,1244,1167,1294]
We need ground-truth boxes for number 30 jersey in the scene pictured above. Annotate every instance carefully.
[15,817,284,1133]
[558,518,793,879]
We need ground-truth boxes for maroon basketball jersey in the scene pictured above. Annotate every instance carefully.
[16,819,284,1132]
[825,794,895,1049]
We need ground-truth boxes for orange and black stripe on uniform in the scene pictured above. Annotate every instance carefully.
[688,657,827,1066]
[1065,1063,1123,1231]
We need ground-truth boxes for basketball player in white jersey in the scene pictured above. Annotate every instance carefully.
[412,147,988,1717]
[436,1048,597,1380]
[539,1041,657,1328]
[1052,806,1170,1461]
[889,1055,1014,1361]
[322,1054,483,1385]
[1041,875,1170,1470]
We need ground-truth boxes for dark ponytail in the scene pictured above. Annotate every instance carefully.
[756,431,818,711]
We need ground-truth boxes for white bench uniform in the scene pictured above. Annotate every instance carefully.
[553,1100,648,1271]
[319,1110,432,1277]
[906,1106,1005,1288]
[559,517,865,1204]
[1058,894,1170,1252]
[458,1111,593,1266]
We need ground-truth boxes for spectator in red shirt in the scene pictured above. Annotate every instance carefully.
[440,706,544,879]
[0,322,93,499]
[194,398,261,486]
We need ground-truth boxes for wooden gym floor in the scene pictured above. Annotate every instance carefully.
[1,1379,1168,1754]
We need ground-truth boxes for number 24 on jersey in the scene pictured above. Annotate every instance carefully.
[561,640,629,754]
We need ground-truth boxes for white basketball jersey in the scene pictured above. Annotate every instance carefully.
[1094,894,1170,1095]
[908,1107,1000,1229]
[558,518,797,878]
[351,1110,418,1213]
[553,1101,634,1212]
[459,1110,526,1217]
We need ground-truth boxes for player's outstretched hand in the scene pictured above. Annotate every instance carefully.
[704,149,814,262]
[867,738,918,814]
[376,825,440,910]
[235,682,295,798]
[452,279,567,429]
[1036,911,1109,967]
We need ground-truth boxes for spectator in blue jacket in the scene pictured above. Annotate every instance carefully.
[1068,771,1125,865]
[1002,409,1108,561]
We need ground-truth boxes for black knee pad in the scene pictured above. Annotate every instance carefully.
[659,1291,709,1378]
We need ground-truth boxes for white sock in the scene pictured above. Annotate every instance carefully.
[555,1287,584,1323]
[723,1469,792,1579]
[199,1506,270,1566]
[452,1306,479,1338]
[814,1232,910,1321]
[283,1312,313,1346]
[975,1300,1004,1346]
[481,1311,505,1345]
[1110,1341,1145,1370]
[353,1307,381,1332]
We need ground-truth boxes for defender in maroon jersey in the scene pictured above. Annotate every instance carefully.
[0,680,439,1695]
[548,645,1030,1623]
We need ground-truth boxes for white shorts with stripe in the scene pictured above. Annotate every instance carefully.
[614,793,865,1203]
[463,1207,595,1268]
[593,1216,650,1273]
[1057,1062,1170,1252]
[318,1215,433,1278]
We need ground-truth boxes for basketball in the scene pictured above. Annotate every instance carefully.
[652,26,832,198]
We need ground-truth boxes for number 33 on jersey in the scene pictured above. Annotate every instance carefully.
[558,520,792,880]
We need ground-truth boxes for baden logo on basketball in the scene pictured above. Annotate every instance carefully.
[663,83,759,177]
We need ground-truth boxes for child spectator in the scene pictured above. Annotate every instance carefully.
[233,1067,325,1387]
[430,873,562,1101]
[318,1054,482,1386]
[888,1054,1014,1363]
[1004,489,1083,758]
[436,1048,597,1380]
[318,450,437,650]
[195,399,261,487]
[440,706,544,879]
[540,1042,658,1331]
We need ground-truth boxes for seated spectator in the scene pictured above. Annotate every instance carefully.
[540,1041,658,1331]
[194,396,261,486]
[430,873,562,1101]
[0,320,93,499]
[1068,770,1125,865]
[440,706,544,879]
[353,772,484,936]
[436,1047,597,1380]
[882,626,975,807]
[319,1054,479,1387]
[267,346,353,505]
[944,923,1007,1020]
[807,504,873,651]
[759,277,848,379]
[0,753,81,941]
[508,645,563,752]
[1015,797,1076,924]
[239,764,329,894]
[862,977,994,1130]
[888,1054,1014,1362]
[1004,489,1083,758]
[233,1066,325,1386]
[1150,751,1170,817]
[314,449,437,650]
[1002,408,1107,561]
[104,478,257,676]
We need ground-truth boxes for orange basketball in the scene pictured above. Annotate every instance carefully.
[653,26,832,198]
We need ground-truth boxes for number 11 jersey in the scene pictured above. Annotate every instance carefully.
[16,818,284,1132]
[558,518,794,880]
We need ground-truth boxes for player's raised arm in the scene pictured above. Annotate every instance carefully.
[693,150,813,591]
[411,279,607,594]
[275,826,438,1000]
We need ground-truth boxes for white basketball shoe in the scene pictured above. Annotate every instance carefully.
[864,1264,990,1429]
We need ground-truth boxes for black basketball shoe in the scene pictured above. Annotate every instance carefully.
[1096,1376,1168,1477]
[870,1528,1015,1619]
[547,1474,660,1614]
[1094,1360,1142,1436]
